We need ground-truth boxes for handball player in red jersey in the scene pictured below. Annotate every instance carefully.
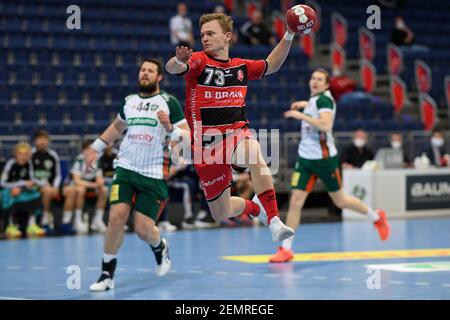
[166,13,295,242]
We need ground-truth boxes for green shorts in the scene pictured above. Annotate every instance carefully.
[290,156,342,193]
[110,167,168,220]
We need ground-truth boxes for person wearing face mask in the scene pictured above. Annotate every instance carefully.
[422,129,449,167]
[341,129,375,169]
[389,132,410,167]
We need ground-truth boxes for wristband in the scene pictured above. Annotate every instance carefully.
[174,57,186,65]
[91,138,108,153]
[170,126,182,141]
[283,31,294,41]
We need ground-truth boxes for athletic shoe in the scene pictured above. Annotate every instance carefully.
[181,217,196,230]
[74,220,88,234]
[194,219,217,229]
[91,219,107,233]
[42,224,54,236]
[5,224,21,239]
[89,273,114,292]
[374,209,390,241]
[59,223,76,235]
[151,238,171,276]
[252,194,295,242]
[158,221,177,232]
[26,223,46,236]
[269,246,294,263]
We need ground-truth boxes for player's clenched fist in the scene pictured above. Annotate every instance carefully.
[157,111,173,133]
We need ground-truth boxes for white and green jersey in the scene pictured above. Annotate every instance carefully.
[298,90,337,160]
[71,154,102,181]
[115,90,186,180]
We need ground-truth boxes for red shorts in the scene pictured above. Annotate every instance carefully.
[193,127,253,201]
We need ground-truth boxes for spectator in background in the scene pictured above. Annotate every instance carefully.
[71,140,108,234]
[170,3,195,48]
[240,10,276,46]
[1,142,45,238]
[421,129,449,167]
[341,129,375,169]
[32,129,77,233]
[390,16,415,46]
[389,132,411,167]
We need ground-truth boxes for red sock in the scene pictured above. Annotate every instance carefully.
[258,189,279,223]
[243,199,260,217]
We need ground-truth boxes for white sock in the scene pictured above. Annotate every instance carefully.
[74,209,83,223]
[41,211,51,225]
[103,253,117,263]
[367,208,380,222]
[28,215,36,226]
[62,211,73,224]
[94,209,104,222]
[282,235,294,250]
[150,237,162,248]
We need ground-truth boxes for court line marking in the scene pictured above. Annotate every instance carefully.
[313,276,327,280]
[238,272,253,276]
[0,296,32,300]
[188,270,203,274]
[339,277,352,281]
[221,248,450,264]
[415,282,430,286]
[5,266,21,270]
[442,284,450,287]
[389,281,404,284]
[32,266,48,270]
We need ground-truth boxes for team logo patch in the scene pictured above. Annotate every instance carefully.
[110,184,119,202]
[237,69,244,82]
[44,160,53,170]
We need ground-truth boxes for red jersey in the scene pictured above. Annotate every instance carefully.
[179,51,267,138]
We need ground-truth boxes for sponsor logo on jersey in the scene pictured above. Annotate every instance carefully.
[126,117,158,126]
[127,133,155,143]
[204,91,244,99]
[237,69,244,82]
[201,174,226,187]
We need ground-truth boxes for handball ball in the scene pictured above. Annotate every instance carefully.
[286,4,317,34]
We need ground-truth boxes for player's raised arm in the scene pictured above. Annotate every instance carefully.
[165,46,193,75]
[86,117,127,169]
[264,28,295,76]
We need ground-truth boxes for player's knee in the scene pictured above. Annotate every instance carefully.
[289,194,303,207]
[65,186,76,198]
[75,186,86,196]
[108,211,128,228]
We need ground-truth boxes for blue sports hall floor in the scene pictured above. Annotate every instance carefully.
[0,216,449,300]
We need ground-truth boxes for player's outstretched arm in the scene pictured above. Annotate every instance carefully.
[166,46,193,75]
[284,109,333,132]
[86,118,127,169]
[265,28,295,76]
